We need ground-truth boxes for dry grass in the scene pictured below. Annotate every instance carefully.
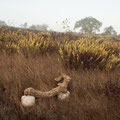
[0,53,120,120]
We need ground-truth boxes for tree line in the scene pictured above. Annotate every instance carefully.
[74,17,117,35]
[0,17,118,35]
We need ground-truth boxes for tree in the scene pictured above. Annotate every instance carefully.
[38,24,49,31]
[29,25,36,29]
[21,22,28,28]
[29,24,49,31]
[0,20,7,26]
[74,17,102,34]
[103,26,117,35]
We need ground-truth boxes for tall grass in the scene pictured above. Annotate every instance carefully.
[0,53,120,120]
[0,27,120,120]
[58,38,120,70]
[0,27,120,70]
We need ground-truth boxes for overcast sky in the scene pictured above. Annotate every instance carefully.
[0,0,120,33]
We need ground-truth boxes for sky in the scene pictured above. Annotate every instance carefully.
[0,0,120,33]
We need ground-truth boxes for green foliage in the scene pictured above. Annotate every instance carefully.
[20,22,28,28]
[0,20,7,26]
[103,26,117,35]
[29,24,49,31]
[74,17,102,34]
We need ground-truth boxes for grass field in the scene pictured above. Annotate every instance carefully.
[0,27,120,120]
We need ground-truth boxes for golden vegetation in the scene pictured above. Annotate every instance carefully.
[0,27,120,120]
[0,26,119,70]
[59,36,120,70]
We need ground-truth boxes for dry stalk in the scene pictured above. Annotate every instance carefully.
[24,73,71,98]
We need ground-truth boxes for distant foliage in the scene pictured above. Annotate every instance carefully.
[29,24,49,31]
[0,20,7,26]
[103,26,117,35]
[74,17,102,34]
[20,22,28,28]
